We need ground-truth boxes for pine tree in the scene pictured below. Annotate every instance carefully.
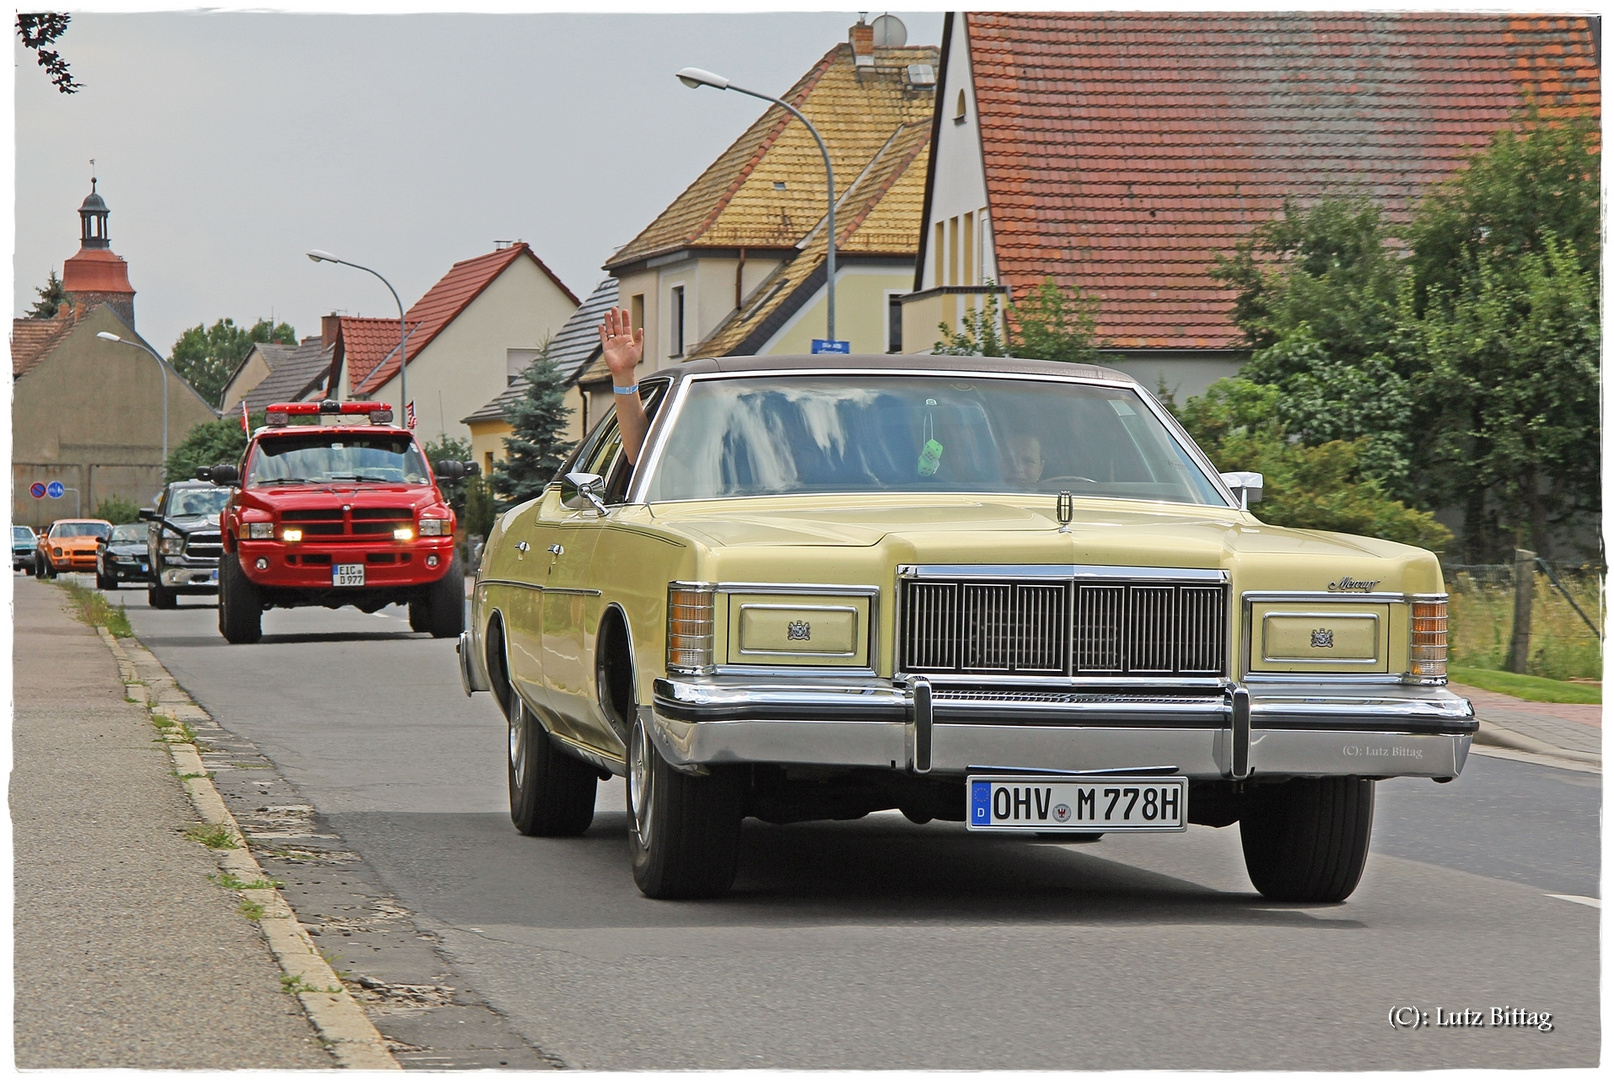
[29,269,67,319]
[491,344,575,506]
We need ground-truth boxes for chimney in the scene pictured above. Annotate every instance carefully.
[850,16,874,66]
[321,312,342,350]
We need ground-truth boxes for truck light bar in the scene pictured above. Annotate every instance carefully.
[265,400,395,426]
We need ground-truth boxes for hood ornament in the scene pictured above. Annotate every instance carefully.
[1056,490,1074,533]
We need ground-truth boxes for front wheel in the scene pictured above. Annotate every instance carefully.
[506,689,596,836]
[1240,777,1375,903]
[217,556,262,643]
[96,567,116,590]
[627,711,744,899]
[417,554,464,638]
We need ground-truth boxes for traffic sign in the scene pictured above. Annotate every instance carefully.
[811,339,851,354]
[46,481,64,499]
[29,482,46,499]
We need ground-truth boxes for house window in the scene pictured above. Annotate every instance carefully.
[933,223,945,290]
[947,217,959,287]
[630,293,645,335]
[670,285,685,358]
[484,452,494,474]
[507,347,539,385]
[963,211,975,286]
[887,292,905,353]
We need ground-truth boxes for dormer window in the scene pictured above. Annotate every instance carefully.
[773,181,786,191]
[954,89,967,124]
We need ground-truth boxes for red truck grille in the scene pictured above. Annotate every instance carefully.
[279,507,412,541]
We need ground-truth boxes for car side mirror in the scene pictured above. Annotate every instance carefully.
[436,460,467,481]
[205,464,240,486]
[1220,471,1264,509]
[138,508,157,521]
[464,460,480,477]
[560,471,608,516]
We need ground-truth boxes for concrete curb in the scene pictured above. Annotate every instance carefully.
[1472,718,1601,769]
[97,626,400,1070]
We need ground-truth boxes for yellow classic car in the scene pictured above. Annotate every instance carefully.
[459,355,1475,901]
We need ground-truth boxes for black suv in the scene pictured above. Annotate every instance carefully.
[141,481,230,608]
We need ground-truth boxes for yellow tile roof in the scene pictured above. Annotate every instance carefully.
[606,43,939,268]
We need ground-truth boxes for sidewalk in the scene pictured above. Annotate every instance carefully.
[1450,680,1602,767]
[11,578,335,1068]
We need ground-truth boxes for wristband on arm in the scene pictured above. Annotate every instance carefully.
[613,383,639,395]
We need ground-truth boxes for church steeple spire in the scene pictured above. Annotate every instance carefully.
[78,175,111,250]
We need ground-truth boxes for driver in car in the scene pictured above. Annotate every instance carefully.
[1003,432,1044,484]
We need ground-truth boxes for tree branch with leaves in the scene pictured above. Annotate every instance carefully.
[16,13,81,94]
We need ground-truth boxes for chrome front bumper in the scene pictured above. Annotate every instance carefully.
[647,677,1476,781]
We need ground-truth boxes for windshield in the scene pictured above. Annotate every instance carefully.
[644,375,1227,505]
[109,524,145,543]
[246,433,429,487]
[168,488,231,516]
[14,526,36,541]
[50,521,111,539]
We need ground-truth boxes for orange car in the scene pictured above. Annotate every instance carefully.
[36,518,112,577]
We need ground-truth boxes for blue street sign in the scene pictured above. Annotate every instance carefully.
[811,339,851,354]
[29,482,46,499]
[45,481,65,499]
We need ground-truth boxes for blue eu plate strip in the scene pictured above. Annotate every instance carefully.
[970,780,992,825]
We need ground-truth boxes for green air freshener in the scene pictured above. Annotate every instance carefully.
[918,438,944,476]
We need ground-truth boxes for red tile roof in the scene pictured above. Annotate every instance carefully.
[11,317,73,378]
[350,243,580,395]
[338,316,421,389]
[958,12,1600,350]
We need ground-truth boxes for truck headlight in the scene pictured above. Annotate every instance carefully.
[160,536,184,555]
[280,527,303,542]
[418,518,449,536]
[393,526,416,541]
[245,522,275,540]
[667,584,716,673]
[1409,598,1449,681]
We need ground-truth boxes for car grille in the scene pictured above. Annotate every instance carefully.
[186,531,223,560]
[280,507,412,540]
[900,575,1227,677]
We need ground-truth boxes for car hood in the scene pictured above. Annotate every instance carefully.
[165,513,221,532]
[641,494,1442,592]
[239,485,439,514]
[107,541,147,555]
[50,536,104,549]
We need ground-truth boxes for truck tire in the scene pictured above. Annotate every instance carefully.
[148,578,176,609]
[407,600,428,633]
[506,687,596,836]
[217,556,262,644]
[420,553,464,638]
[1240,777,1375,903]
[627,710,744,899]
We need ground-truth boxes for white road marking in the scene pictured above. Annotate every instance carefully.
[1545,893,1600,909]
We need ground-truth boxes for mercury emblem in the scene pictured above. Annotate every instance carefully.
[1311,628,1335,649]
[787,620,812,641]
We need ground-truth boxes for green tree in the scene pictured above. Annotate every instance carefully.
[462,475,497,540]
[421,434,473,517]
[1174,378,1451,550]
[1410,235,1599,559]
[491,344,575,506]
[94,495,139,524]
[933,278,1102,362]
[170,317,298,409]
[164,416,257,484]
[28,269,67,319]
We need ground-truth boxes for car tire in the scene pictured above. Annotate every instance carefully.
[420,553,465,638]
[23,560,34,576]
[1240,777,1375,903]
[149,578,176,609]
[627,710,744,899]
[96,568,115,590]
[407,599,429,633]
[506,688,596,837]
[217,556,262,644]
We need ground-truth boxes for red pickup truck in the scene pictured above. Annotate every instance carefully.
[205,401,476,644]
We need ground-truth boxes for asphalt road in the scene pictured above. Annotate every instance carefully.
[106,582,1600,1069]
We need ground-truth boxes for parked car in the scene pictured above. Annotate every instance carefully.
[35,518,112,577]
[203,400,471,644]
[459,354,1476,901]
[96,522,151,590]
[13,525,39,574]
[141,481,230,608]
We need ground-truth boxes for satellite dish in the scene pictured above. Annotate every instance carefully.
[871,13,907,48]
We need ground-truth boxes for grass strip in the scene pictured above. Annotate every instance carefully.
[1449,666,1602,705]
[53,577,133,637]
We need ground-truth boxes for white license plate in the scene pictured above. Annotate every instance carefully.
[333,563,365,587]
[967,774,1187,832]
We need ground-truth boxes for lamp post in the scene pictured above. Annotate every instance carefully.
[97,331,168,467]
[676,66,838,344]
[307,250,408,427]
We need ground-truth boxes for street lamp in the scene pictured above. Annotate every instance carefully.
[97,331,168,466]
[307,250,408,428]
[677,66,838,344]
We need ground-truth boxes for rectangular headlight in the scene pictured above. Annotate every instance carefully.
[667,585,716,672]
[159,536,184,555]
[280,527,303,542]
[418,519,449,536]
[393,526,416,541]
[1410,599,1449,681]
[245,522,275,539]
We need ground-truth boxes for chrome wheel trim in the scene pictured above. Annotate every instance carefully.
[508,695,527,788]
[628,715,653,849]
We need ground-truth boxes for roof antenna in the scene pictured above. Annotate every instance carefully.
[89,158,96,191]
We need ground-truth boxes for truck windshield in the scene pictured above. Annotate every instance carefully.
[247,434,430,487]
[169,488,231,516]
[644,374,1226,505]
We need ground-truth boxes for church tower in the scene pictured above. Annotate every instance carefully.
[60,177,136,326]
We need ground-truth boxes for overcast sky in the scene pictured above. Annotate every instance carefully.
[13,8,943,356]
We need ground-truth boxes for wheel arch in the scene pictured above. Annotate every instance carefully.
[484,608,514,719]
[595,602,638,745]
